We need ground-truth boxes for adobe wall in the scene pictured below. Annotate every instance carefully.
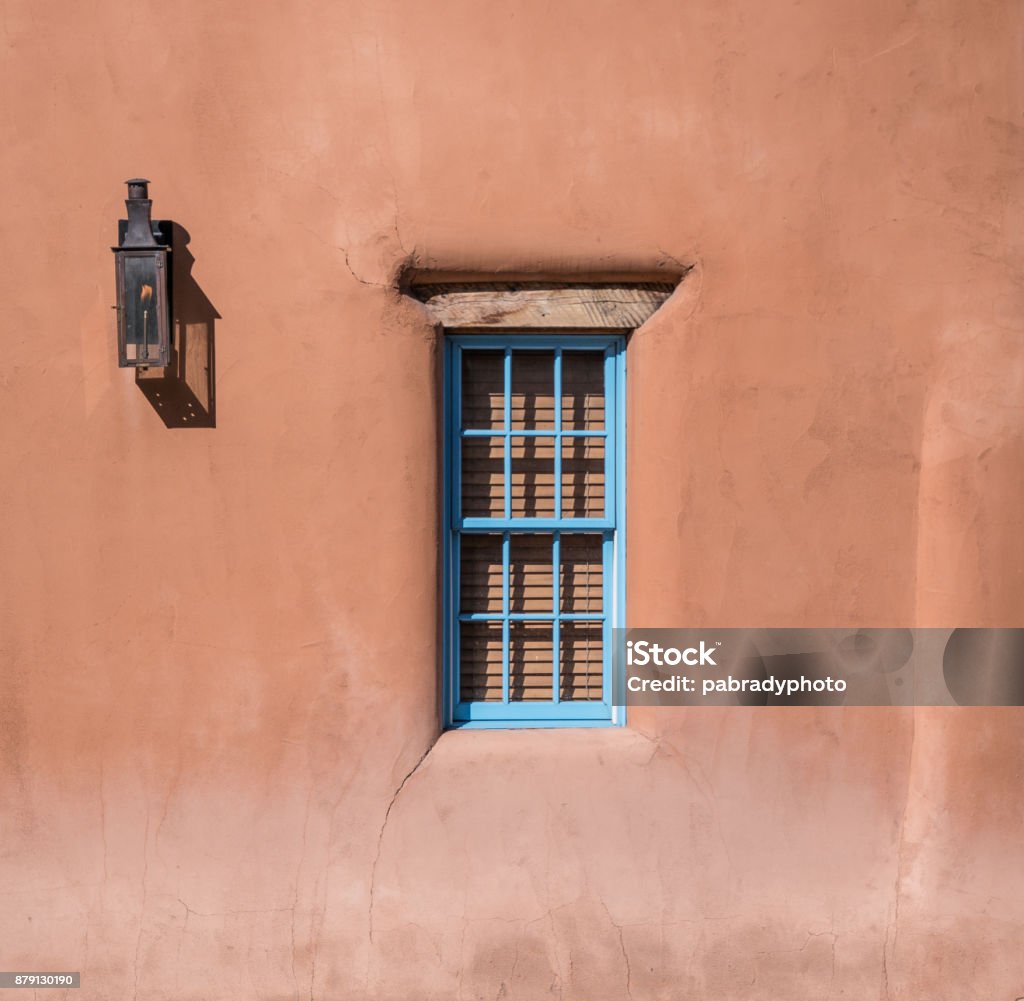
[1,1,1021,997]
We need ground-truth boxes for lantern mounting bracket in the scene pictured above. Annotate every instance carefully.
[117,219,172,248]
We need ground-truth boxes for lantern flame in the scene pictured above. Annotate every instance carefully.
[140,284,153,305]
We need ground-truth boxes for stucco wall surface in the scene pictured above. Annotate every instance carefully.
[1,0,1023,998]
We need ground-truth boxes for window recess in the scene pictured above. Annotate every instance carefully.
[415,274,684,729]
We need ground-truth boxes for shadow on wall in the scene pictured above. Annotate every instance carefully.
[136,223,219,428]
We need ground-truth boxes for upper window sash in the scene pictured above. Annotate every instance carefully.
[449,336,619,531]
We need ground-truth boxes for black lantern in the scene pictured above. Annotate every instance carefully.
[112,179,171,368]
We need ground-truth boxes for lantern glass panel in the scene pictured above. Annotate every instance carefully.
[116,251,169,367]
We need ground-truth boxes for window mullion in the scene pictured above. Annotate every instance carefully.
[554,348,563,519]
[453,345,463,526]
[553,350,563,706]
[603,529,613,707]
[502,530,510,704]
[503,348,512,520]
[603,346,614,520]
[552,530,560,705]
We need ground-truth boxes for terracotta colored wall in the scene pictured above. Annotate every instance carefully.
[2,1,1022,998]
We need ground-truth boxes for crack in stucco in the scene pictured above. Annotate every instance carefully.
[750,931,838,992]
[98,758,109,882]
[881,708,916,1001]
[308,916,317,1001]
[827,917,838,996]
[616,924,634,1001]
[131,811,151,1001]
[290,783,313,1001]
[265,166,412,291]
[600,901,634,1001]
[176,899,295,920]
[367,739,435,945]
[496,940,521,1001]
[670,746,737,879]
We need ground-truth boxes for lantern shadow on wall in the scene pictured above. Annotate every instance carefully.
[135,223,219,428]
[112,180,219,428]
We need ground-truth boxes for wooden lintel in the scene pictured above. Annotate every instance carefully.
[410,281,679,330]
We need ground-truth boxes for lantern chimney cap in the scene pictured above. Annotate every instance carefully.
[119,179,160,248]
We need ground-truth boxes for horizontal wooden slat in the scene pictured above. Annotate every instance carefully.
[462,438,504,517]
[509,622,553,701]
[510,534,553,613]
[461,437,605,519]
[510,436,555,518]
[462,351,504,429]
[560,623,604,701]
[461,535,503,614]
[562,351,605,430]
[460,622,503,702]
[509,437,556,458]
[511,350,554,430]
[560,535,603,613]
[562,438,605,518]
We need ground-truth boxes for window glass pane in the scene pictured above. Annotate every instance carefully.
[510,534,553,613]
[462,437,505,518]
[560,623,604,701]
[511,436,555,518]
[462,350,504,430]
[509,622,553,701]
[460,535,503,614]
[560,535,603,613]
[460,622,503,702]
[561,437,605,518]
[511,350,555,430]
[562,351,605,430]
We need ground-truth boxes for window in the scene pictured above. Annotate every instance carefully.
[443,335,625,728]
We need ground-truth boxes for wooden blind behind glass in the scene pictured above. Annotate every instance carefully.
[460,350,606,521]
[456,346,610,706]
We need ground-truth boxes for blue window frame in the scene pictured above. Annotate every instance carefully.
[443,334,626,728]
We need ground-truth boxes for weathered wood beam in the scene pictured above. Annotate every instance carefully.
[410,281,679,330]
